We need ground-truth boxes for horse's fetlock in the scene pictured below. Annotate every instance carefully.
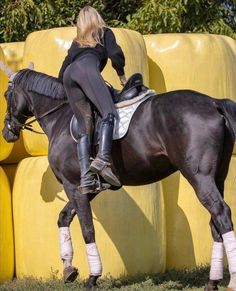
[57,211,71,227]
[83,231,95,244]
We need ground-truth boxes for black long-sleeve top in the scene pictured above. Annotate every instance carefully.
[58,27,125,82]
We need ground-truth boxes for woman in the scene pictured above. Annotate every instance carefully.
[58,6,126,194]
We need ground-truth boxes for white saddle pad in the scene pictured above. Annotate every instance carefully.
[113,89,156,140]
[70,89,156,142]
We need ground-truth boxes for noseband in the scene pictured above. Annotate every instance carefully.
[5,79,68,135]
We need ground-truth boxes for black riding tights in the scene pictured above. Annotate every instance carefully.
[63,53,117,137]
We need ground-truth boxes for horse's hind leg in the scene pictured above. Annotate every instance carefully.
[205,131,234,291]
[57,202,78,283]
[185,172,236,290]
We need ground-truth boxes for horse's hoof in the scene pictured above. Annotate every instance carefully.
[63,266,78,283]
[84,275,100,289]
[204,280,220,291]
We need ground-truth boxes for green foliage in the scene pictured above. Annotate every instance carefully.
[0,0,235,43]
[0,0,103,42]
[0,266,230,290]
[127,0,236,38]
[127,0,186,34]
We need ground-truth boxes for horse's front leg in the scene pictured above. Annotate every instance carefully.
[63,181,101,288]
[57,201,78,283]
[73,192,102,288]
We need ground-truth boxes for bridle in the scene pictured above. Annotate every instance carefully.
[5,79,68,135]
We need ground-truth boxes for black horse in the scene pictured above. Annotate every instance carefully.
[2,66,236,290]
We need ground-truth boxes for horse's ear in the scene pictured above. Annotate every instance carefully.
[28,62,34,70]
[0,61,14,77]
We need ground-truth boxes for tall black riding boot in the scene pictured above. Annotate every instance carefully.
[89,113,121,186]
[77,134,110,194]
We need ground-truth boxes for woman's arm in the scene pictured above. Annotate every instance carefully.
[104,28,126,84]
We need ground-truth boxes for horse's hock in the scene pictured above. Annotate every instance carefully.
[2,28,236,281]
[144,33,236,269]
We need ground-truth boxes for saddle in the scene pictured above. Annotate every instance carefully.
[70,73,156,143]
[108,73,148,103]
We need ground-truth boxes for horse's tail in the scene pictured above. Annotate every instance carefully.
[216,98,236,139]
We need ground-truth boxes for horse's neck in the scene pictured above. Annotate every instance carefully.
[30,93,69,138]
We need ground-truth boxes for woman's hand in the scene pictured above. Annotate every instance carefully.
[119,75,127,87]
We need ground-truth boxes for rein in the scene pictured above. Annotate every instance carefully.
[20,101,68,134]
[6,80,68,135]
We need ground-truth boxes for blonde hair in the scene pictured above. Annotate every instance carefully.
[75,6,105,47]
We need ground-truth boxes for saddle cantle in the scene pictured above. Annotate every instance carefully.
[109,73,148,104]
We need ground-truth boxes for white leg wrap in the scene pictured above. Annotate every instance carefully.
[223,231,236,274]
[209,241,224,280]
[228,272,236,290]
[59,227,73,268]
[86,243,102,276]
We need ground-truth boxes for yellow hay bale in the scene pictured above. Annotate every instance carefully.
[2,163,17,191]
[0,47,13,161]
[0,42,25,72]
[0,42,29,164]
[13,156,165,279]
[0,167,14,282]
[144,33,236,98]
[162,156,236,269]
[162,172,211,269]
[144,34,236,269]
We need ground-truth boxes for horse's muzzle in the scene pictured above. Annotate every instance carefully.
[2,124,20,142]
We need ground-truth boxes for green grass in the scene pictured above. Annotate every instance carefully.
[0,266,230,290]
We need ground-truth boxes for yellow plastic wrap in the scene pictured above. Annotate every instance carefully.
[2,133,30,164]
[0,166,14,282]
[0,42,25,72]
[2,164,17,191]
[22,27,149,156]
[0,48,13,161]
[0,42,29,164]
[162,173,211,269]
[13,156,165,279]
[162,157,236,269]
[144,33,236,269]
[144,34,236,98]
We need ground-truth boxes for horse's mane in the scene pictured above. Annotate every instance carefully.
[14,69,67,100]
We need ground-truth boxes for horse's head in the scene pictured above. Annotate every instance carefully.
[1,62,34,142]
